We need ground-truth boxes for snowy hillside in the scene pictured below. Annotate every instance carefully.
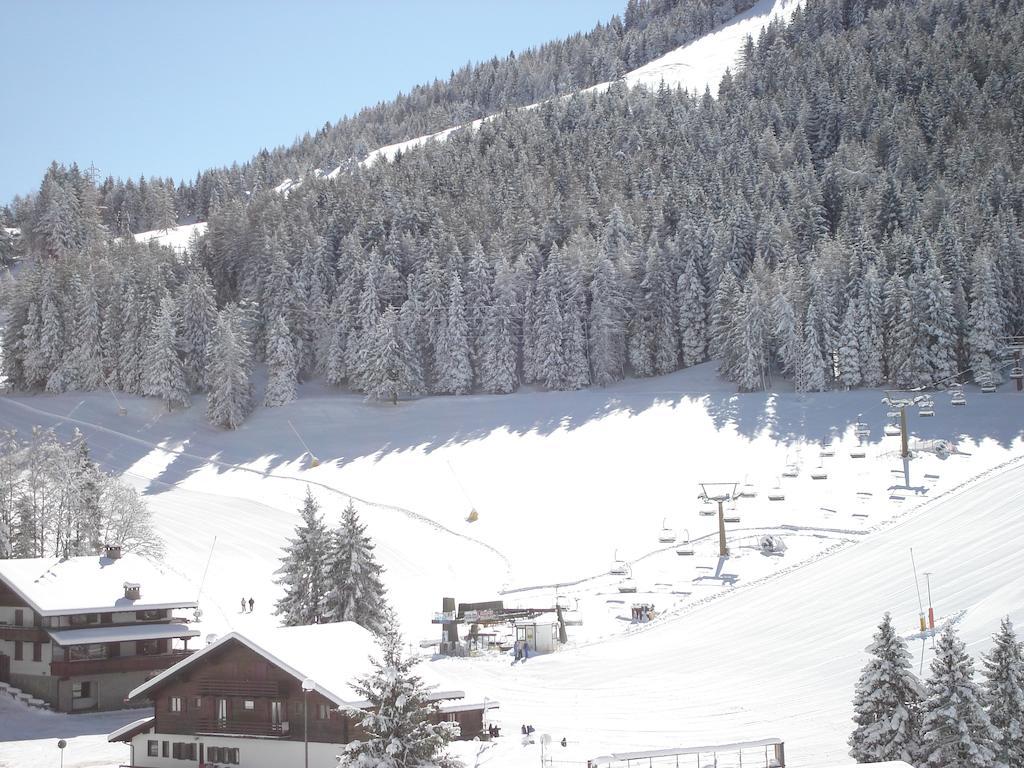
[1,364,1022,767]
[357,0,800,167]
[132,221,207,251]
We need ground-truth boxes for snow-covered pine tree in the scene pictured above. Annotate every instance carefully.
[142,296,190,411]
[363,306,417,404]
[796,313,827,392]
[849,612,924,763]
[968,248,1005,386]
[273,489,330,626]
[177,269,218,391]
[859,265,885,388]
[205,305,253,429]
[264,315,298,407]
[339,610,461,768]
[480,261,519,394]
[981,617,1024,768]
[324,501,387,634]
[918,623,1001,768]
[837,300,862,389]
[436,273,473,394]
[676,247,708,368]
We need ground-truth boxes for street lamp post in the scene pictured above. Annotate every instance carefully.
[57,739,66,768]
[302,678,316,768]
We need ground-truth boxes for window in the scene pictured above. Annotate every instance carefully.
[13,640,22,661]
[169,696,182,713]
[147,740,159,757]
[32,642,42,662]
[100,613,112,624]
[162,741,169,758]
[14,609,23,626]
[171,742,196,760]
[192,696,202,709]
[68,644,107,662]
[135,609,165,621]
[69,613,100,626]
[72,682,92,699]
[207,747,240,764]
[243,699,255,711]
[317,702,330,720]
[137,639,163,656]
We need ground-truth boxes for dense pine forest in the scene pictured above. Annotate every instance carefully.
[2,0,1023,427]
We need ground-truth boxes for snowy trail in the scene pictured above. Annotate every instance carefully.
[428,459,1024,767]
[0,396,511,575]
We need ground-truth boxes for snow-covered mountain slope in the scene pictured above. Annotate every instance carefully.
[132,221,207,251]
[355,0,799,167]
[1,364,1022,766]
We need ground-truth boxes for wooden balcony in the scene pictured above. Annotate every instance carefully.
[192,718,288,738]
[0,625,48,642]
[196,678,280,696]
[50,650,192,677]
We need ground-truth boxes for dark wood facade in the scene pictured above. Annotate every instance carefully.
[149,639,364,742]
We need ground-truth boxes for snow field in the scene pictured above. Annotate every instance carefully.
[2,363,1023,767]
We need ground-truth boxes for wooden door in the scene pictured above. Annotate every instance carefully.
[0,654,9,684]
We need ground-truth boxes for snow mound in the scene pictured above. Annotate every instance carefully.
[132,222,207,251]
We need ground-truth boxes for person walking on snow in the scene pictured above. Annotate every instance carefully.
[241,597,246,613]
[248,597,254,613]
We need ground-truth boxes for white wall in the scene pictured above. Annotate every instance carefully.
[8,637,52,676]
[130,732,345,768]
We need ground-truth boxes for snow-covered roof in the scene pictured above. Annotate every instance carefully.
[0,554,197,617]
[591,738,785,765]
[130,623,465,709]
[107,716,154,743]
[48,622,199,646]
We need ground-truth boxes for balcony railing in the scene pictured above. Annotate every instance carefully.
[192,718,288,738]
[50,650,192,677]
[195,679,280,696]
[0,625,48,642]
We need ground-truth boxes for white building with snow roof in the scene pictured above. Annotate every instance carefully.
[109,622,496,768]
[0,545,199,711]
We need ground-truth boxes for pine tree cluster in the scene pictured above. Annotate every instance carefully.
[849,614,1024,768]
[274,490,388,634]
[3,0,1023,424]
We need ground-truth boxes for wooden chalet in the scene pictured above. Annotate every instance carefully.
[0,546,198,712]
[109,622,496,768]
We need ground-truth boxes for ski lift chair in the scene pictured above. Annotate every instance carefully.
[699,503,717,517]
[610,549,629,575]
[782,463,799,478]
[740,481,757,498]
[950,389,966,406]
[819,445,835,458]
[658,518,677,544]
[849,447,866,458]
[810,464,828,480]
[980,378,996,393]
[617,572,638,593]
[884,422,901,436]
[855,422,871,440]
[768,484,785,501]
[1011,366,1024,382]
[675,529,695,556]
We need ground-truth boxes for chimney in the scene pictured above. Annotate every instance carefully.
[123,582,141,601]
[104,544,122,561]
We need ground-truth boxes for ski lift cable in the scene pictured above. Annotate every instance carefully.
[196,535,217,605]
[446,459,477,511]
[287,419,317,462]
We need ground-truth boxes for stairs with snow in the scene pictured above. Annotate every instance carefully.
[0,682,51,710]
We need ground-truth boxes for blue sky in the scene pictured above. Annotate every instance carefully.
[0,0,625,204]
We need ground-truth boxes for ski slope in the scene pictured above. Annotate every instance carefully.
[355,0,800,167]
[132,221,207,251]
[1,363,1023,767]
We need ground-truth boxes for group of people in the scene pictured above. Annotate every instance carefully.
[240,597,255,613]
[512,639,531,662]
[631,603,655,623]
[486,724,501,738]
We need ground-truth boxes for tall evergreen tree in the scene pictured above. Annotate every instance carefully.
[264,314,298,407]
[142,296,190,411]
[981,617,1024,768]
[849,613,924,764]
[918,624,1001,768]
[339,611,461,768]
[324,501,388,634]
[206,306,253,429]
[274,489,330,626]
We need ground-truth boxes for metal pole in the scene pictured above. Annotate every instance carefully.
[304,690,309,768]
[900,405,909,458]
[910,548,926,632]
[924,572,935,629]
[718,500,728,557]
